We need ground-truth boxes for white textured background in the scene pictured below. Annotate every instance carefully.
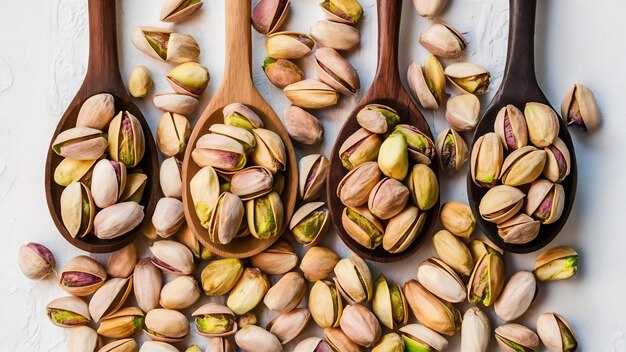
[0,0,624,350]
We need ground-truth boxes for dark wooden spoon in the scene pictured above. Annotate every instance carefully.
[467,0,577,253]
[327,0,439,263]
[44,0,159,253]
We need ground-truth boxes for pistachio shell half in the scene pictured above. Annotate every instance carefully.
[399,324,448,352]
[223,103,264,130]
[54,158,97,187]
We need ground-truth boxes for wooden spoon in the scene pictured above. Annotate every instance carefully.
[181,0,297,258]
[327,0,439,263]
[467,0,577,253]
[44,0,159,253]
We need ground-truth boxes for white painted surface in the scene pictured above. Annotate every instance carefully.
[0,0,622,350]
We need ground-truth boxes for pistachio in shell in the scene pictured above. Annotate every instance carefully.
[208,192,245,244]
[314,47,360,95]
[264,272,307,313]
[439,201,475,238]
[495,323,540,352]
[284,106,324,145]
[152,197,185,238]
[252,0,290,34]
[524,102,560,148]
[467,251,506,307]
[133,258,162,313]
[76,93,115,130]
[263,57,304,89]
[128,66,152,98]
[499,146,547,186]
[235,325,282,352]
[54,158,97,187]
[223,102,264,131]
[342,206,384,250]
[420,22,466,59]
[250,239,299,275]
[533,246,578,281]
[356,104,400,134]
[189,166,220,228]
[337,161,383,207]
[479,185,525,224]
[93,202,145,240]
[495,271,538,322]
[444,62,490,95]
[543,137,571,183]
[536,313,578,352]
[46,296,91,327]
[251,128,287,173]
[377,132,409,181]
[294,337,333,352]
[159,157,182,199]
[382,205,426,254]
[160,0,203,23]
[160,276,201,310]
[284,79,340,109]
[320,0,363,24]
[157,112,191,157]
[407,56,446,110]
[131,27,200,63]
[89,277,133,322]
[246,191,283,239]
[290,202,330,247]
[267,308,311,345]
[497,213,541,244]
[339,128,383,171]
[372,333,404,352]
[299,154,329,201]
[494,104,528,150]
[407,164,439,211]
[309,280,344,328]
[266,31,315,59]
[153,93,199,115]
[149,240,194,275]
[368,177,409,220]
[461,307,490,352]
[99,338,138,352]
[192,303,237,337]
[144,308,189,343]
[68,326,102,352]
[310,20,360,51]
[404,280,462,336]
[433,229,474,277]
[399,324,449,352]
[435,128,468,175]
[300,246,340,282]
[97,307,144,339]
[192,133,247,171]
[52,127,108,161]
[108,111,145,168]
[524,179,565,224]
[561,83,600,132]
[446,93,480,131]
[471,132,503,187]
[324,327,362,352]
[392,124,436,165]
[340,304,382,347]
[201,258,244,296]
[334,255,373,303]
[372,275,408,330]
[417,257,466,303]
[59,255,107,296]
[60,182,95,238]
[18,242,56,280]
[226,268,270,315]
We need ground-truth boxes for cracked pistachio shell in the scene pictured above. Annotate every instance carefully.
[339,129,382,170]
[299,154,329,201]
[160,0,203,23]
[152,197,184,238]
[133,259,162,313]
[543,138,571,183]
[223,103,264,130]
[153,93,199,115]
[201,258,244,296]
[320,0,363,24]
[160,276,200,310]
[445,62,490,95]
[176,223,212,260]
[77,93,115,130]
[495,271,538,322]
[139,341,178,352]
[495,104,528,150]
[315,47,360,95]
[294,337,333,352]
[235,325,282,352]
[284,79,340,109]
[54,158,97,187]
[99,338,138,352]
[252,128,287,173]
[495,324,540,352]
[470,239,503,263]
[392,124,436,165]
[407,164,439,211]
[290,202,329,246]
[46,296,91,327]
[440,201,475,238]
[399,324,448,352]
[230,167,273,200]
[383,205,426,254]
[356,104,400,134]
[497,213,541,244]
[129,66,152,98]
[52,127,108,160]
[337,161,382,207]
[368,178,409,219]
[436,128,468,175]
[533,246,578,281]
[525,179,565,224]
[144,308,189,342]
[468,251,506,307]
[479,185,525,224]
[18,242,56,280]
[524,102,560,148]
[132,27,200,63]
[251,239,298,275]
[227,268,271,315]
[500,146,547,186]
[536,313,578,352]
[94,202,145,240]
[252,0,290,34]
[342,206,384,250]
[300,246,340,282]
[324,328,362,352]
[264,272,306,313]
[433,230,474,277]
[120,173,147,203]
[407,56,445,110]
[334,255,373,303]
[413,0,447,16]
[68,326,102,352]
[157,112,190,156]
[97,307,144,339]
[267,308,311,344]
[310,19,360,51]
[208,192,244,244]
[192,303,237,337]
[59,255,106,296]
[108,111,145,168]
[246,192,283,239]
[420,22,466,59]
[461,307,490,352]
[446,93,480,131]
[206,337,235,352]
[378,133,409,180]
[284,106,324,145]
[267,31,315,59]
[310,280,344,328]
[562,83,600,132]
[372,333,404,352]
[340,304,382,347]
[91,159,126,208]
[417,257,466,303]
[160,157,182,199]
[210,123,256,151]
[106,242,138,278]
[372,275,408,330]
[89,277,133,322]
[149,240,194,275]
[166,62,209,97]
[404,280,461,336]
[190,166,220,228]
[192,133,246,171]
[264,57,303,89]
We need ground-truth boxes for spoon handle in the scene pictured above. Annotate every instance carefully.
[85,0,123,89]
[223,0,253,90]
[373,0,402,86]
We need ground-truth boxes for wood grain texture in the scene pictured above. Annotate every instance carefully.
[467,0,577,253]
[181,0,298,259]
[44,0,159,253]
[326,0,440,263]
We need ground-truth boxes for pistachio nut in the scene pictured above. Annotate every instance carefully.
[309,280,344,328]
[314,47,360,95]
[337,161,383,207]
[461,307,490,352]
[497,213,541,244]
[235,325,282,352]
[246,192,283,239]
[446,93,480,131]
[436,128,468,175]
[533,246,578,281]
[439,201,475,238]
[433,229,474,276]
[264,272,307,313]
[99,338,139,352]
[251,128,287,173]
[383,205,426,254]
[229,167,273,201]
[223,102,264,130]
[157,112,190,157]
[76,93,115,130]
[495,323,540,352]
[190,166,220,228]
[131,27,200,63]
[339,304,382,347]
[468,251,506,306]
[59,255,106,296]
[251,239,298,275]
[407,56,446,110]
[97,307,144,338]
[470,239,504,264]
[54,158,97,187]
[356,104,400,134]
[299,154,329,201]
[320,0,363,24]
[537,313,578,352]
[144,308,189,342]
[192,133,246,171]
[128,66,152,98]
[445,62,490,95]
[339,129,382,170]
[479,185,525,223]
[470,132,504,187]
[18,242,55,280]
[495,271,538,322]
[392,124,436,164]
[294,337,333,352]
[525,179,565,224]
[284,106,324,145]
[324,327,362,352]
[160,0,203,23]
[252,0,290,34]
[495,104,528,150]
[89,276,133,323]
[543,138,571,183]
[201,258,244,296]
[263,57,304,89]
[420,22,466,59]
[267,308,311,344]
[191,303,237,337]
[149,240,194,275]
[562,83,600,132]
[378,133,409,180]
[404,280,461,336]
[91,159,126,208]
[159,157,182,199]
[153,93,199,115]
[372,275,408,330]
[334,255,373,303]
[342,206,384,250]
[138,341,178,352]
[166,62,209,97]
[152,197,185,238]
[46,296,91,327]
[94,202,145,239]
[106,243,137,278]
[300,246,340,282]
[417,257,466,303]
[209,124,256,152]
[524,102,560,147]
[227,267,270,315]
[159,276,200,310]
[500,146,547,186]
[310,19,360,51]
[399,324,448,352]
[120,173,148,203]
[368,178,409,219]
[206,337,235,352]
[413,0,448,17]
[133,258,162,313]
[284,79,340,109]
[109,111,146,167]
[52,127,108,160]
[290,202,330,246]
[68,326,102,352]
[267,31,315,59]
[407,164,439,211]
[371,333,404,352]
[207,192,244,244]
